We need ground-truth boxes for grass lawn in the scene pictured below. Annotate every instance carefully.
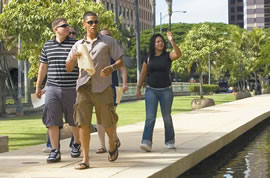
[0,94,235,151]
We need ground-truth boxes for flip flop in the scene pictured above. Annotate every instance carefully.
[108,144,118,162]
[75,162,89,170]
[96,148,107,154]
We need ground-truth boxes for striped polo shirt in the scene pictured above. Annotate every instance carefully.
[40,36,78,88]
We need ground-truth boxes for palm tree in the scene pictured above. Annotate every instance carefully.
[230,26,250,90]
[248,28,266,94]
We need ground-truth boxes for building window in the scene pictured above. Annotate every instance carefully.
[265,17,270,22]
[111,3,114,11]
[237,0,242,2]
[231,0,235,4]
[237,14,243,20]
[231,7,235,13]
[131,10,133,20]
[106,2,109,10]
[265,8,270,13]
[237,6,243,12]
[231,15,235,21]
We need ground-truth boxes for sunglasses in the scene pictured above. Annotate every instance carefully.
[57,24,69,28]
[87,20,99,25]
[69,32,76,35]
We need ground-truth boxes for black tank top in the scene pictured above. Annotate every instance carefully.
[145,52,172,88]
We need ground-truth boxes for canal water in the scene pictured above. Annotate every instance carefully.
[179,119,270,178]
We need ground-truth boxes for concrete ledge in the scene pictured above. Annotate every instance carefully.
[0,136,8,153]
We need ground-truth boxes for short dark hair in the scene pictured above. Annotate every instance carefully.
[83,11,98,21]
[148,33,167,58]
[51,17,67,29]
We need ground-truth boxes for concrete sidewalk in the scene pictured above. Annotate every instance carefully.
[1,95,270,178]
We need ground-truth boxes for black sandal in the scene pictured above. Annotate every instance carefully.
[108,145,118,162]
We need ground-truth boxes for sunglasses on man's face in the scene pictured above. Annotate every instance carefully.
[57,24,69,28]
[69,32,76,35]
[87,20,99,25]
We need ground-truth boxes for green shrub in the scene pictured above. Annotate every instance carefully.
[262,84,270,89]
[188,84,219,95]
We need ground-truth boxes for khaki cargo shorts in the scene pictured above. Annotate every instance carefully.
[74,80,118,128]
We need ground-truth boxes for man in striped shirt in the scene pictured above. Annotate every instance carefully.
[35,18,80,163]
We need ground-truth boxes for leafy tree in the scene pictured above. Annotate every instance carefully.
[173,24,230,99]
[0,0,119,79]
[260,39,270,77]
[126,23,193,62]
[247,28,267,87]
[220,25,250,89]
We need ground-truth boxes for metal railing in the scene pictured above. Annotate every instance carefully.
[120,82,196,101]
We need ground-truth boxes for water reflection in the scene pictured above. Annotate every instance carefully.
[180,119,270,178]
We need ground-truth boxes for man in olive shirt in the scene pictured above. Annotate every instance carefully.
[66,11,124,169]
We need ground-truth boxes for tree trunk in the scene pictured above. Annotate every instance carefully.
[0,41,16,100]
[199,72,204,99]
[0,72,5,116]
[254,72,258,95]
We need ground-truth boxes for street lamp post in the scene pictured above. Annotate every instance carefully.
[149,0,156,34]
[114,0,119,28]
[166,0,172,31]
[208,53,211,85]
[160,10,186,34]
[16,34,23,116]
[135,0,141,83]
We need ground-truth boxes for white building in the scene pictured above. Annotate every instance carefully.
[244,0,270,30]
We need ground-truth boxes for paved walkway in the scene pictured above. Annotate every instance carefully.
[1,94,270,178]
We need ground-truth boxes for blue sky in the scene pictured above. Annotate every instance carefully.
[155,0,228,25]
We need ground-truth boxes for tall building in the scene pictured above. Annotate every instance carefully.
[228,0,244,28]
[244,0,270,30]
[96,0,152,32]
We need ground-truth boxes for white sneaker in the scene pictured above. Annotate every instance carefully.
[167,144,175,149]
[140,143,151,152]
[43,147,52,153]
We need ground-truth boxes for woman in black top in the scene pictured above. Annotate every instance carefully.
[136,32,181,152]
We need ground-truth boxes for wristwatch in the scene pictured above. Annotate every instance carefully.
[110,65,116,71]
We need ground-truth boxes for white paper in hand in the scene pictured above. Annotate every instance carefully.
[31,93,45,108]
[77,44,96,75]
[115,87,124,104]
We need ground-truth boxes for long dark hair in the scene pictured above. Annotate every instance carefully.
[148,33,167,59]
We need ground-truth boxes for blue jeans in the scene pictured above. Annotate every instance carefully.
[141,87,175,146]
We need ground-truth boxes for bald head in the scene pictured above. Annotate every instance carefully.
[100,29,111,36]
